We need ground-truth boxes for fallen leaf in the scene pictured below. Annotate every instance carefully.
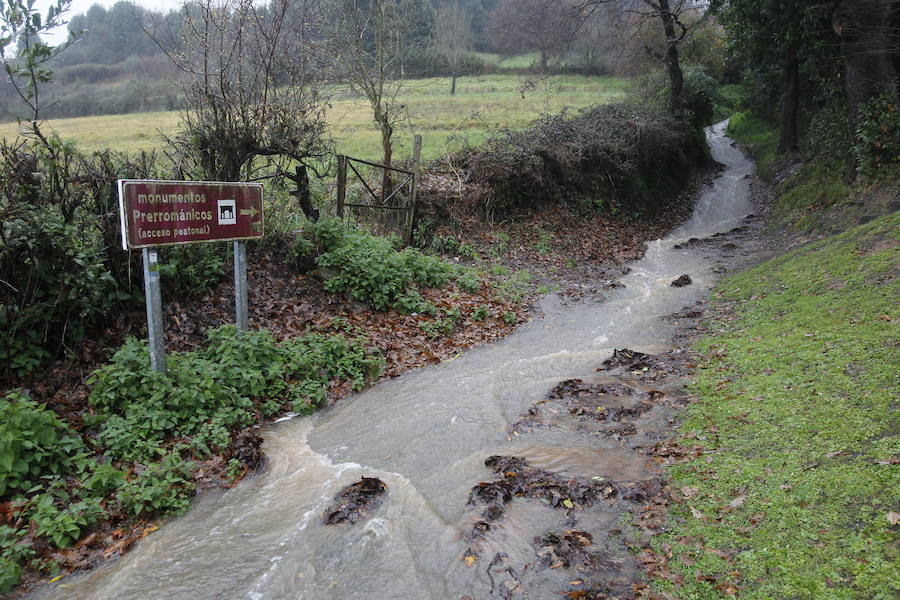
[728,496,746,508]
[690,507,706,520]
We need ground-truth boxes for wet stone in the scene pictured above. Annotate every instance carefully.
[323,477,387,525]
[670,274,693,287]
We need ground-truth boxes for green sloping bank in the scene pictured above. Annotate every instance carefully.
[652,213,900,599]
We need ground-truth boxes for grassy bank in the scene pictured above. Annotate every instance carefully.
[725,109,898,234]
[652,213,899,599]
[0,74,628,160]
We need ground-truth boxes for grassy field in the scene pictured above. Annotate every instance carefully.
[0,74,629,162]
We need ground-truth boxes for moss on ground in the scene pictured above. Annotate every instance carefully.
[653,213,900,599]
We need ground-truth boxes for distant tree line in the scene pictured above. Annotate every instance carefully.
[0,0,703,122]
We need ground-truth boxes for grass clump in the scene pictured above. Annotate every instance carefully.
[726,110,777,179]
[771,163,851,230]
[653,214,900,599]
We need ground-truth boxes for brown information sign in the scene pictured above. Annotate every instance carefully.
[118,180,264,249]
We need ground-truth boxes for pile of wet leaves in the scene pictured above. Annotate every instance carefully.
[511,377,656,437]
[323,477,387,525]
[599,348,694,383]
[470,456,616,511]
[464,455,616,554]
[534,530,610,572]
[459,348,706,599]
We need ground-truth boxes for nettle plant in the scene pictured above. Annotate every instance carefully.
[297,218,479,313]
[86,325,383,463]
[0,391,89,498]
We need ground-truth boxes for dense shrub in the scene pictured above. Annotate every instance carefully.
[0,138,227,380]
[86,326,383,463]
[0,325,381,592]
[639,66,718,129]
[450,102,708,217]
[55,62,124,85]
[0,391,88,498]
[854,93,900,177]
[296,218,463,312]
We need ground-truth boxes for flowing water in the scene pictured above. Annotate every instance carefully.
[36,123,759,600]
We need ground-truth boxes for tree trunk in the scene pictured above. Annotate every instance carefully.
[657,0,684,116]
[294,165,318,222]
[450,74,457,95]
[833,0,898,132]
[380,120,393,203]
[779,44,800,153]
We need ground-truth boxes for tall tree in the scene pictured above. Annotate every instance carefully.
[580,1,708,116]
[488,0,583,71]
[148,0,331,183]
[711,0,828,153]
[433,0,472,94]
[325,0,427,198]
[832,0,898,132]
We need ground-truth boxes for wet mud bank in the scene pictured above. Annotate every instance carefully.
[24,124,772,600]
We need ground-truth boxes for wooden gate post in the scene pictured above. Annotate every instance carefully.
[336,155,347,218]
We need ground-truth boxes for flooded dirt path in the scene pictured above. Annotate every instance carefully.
[33,123,767,599]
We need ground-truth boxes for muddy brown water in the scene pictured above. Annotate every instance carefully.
[32,123,763,600]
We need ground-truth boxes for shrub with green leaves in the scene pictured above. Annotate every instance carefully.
[298,219,461,312]
[28,492,105,548]
[116,452,195,517]
[87,326,382,463]
[0,526,33,593]
[854,93,900,177]
[0,391,89,498]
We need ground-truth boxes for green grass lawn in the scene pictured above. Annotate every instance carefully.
[652,213,900,599]
[0,74,629,161]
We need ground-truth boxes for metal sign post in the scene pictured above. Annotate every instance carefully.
[119,180,265,371]
[142,248,166,373]
[234,241,248,332]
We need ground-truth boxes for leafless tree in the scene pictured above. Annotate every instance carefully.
[433,0,472,94]
[147,0,331,192]
[581,0,709,114]
[487,0,586,71]
[325,0,425,200]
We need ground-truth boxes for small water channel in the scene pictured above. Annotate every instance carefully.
[35,122,758,600]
